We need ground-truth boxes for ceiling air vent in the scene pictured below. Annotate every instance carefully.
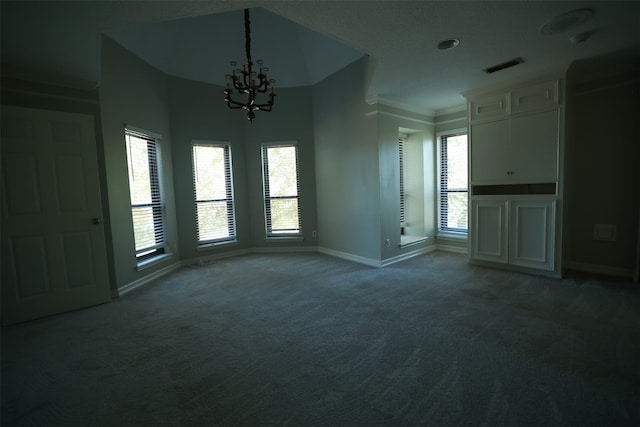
[483,57,524,74]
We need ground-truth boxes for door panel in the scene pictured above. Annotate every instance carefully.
[510,110,559,183]
[3,153,43,215]
[9,236,51,298]
[1,106,111,325]
[470,119,510,183]
[55,155,88,212]
[470,199,508,264]
[509,200,555,271]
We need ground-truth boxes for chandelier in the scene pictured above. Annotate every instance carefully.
[224,9,276,122]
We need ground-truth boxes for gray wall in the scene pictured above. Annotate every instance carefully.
[168,76,248,261]
[243,85,318,250]
[312,57,381,262]
[100,36,180,289]
[168,77,317,260]
[377,104,436,261]
[566,52,639,275]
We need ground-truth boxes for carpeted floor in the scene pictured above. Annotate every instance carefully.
[2,251,639,426]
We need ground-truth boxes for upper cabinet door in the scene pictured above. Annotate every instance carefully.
[470,119,510,184]
[469,93,509,122]
[510,110,559,183]
[511,80,559,114]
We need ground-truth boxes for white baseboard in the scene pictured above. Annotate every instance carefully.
[117,261,182,297]
[381,245,436,267]
[566,261,634,279]
[317,247,381,267]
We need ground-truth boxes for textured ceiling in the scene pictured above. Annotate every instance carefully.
[1,1,639,114]
[105,8,365,89]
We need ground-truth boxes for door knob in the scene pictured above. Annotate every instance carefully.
[92,218,102,225]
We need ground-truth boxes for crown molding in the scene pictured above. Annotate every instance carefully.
[365,95,435,117]
[434,103,467,116]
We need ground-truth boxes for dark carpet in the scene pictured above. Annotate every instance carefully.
[2,251,639,426]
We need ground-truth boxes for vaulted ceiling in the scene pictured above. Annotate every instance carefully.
[2,1,639,114]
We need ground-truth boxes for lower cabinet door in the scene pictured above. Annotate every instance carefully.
[470,199,508,264]
[509,200,555,271]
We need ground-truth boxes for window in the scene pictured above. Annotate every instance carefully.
[125,128,166,259]
[398,130,430,246]
[262,144,301,236]
[192,143,236,244]
[438,131,468,234]
[399,135,406,235]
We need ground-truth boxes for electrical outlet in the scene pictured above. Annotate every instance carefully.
[385,238,391,247]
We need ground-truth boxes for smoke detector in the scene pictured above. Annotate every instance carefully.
[539,9,594,35]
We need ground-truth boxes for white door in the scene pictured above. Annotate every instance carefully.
[1,106,111,325]
[510,110,559,183]
[509,199,555,271]
[470,198,508,264]
[470,119,510,184]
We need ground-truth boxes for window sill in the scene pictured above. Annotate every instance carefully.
[265,235,304,242]
[136,253,174,271]
[399,235,428,248]
[197,239,238,250]
[436,232,468,242]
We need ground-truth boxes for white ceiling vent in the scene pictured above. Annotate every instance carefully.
[483,57,524,74]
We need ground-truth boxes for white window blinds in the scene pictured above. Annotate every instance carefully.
[399,135,406,234]
[439,132,468,233]
[192,144,236,244]
[262,144,301,236]
[125,128,165,259]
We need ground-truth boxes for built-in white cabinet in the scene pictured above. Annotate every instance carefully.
[470,198,556,272]
[464,75,565,277]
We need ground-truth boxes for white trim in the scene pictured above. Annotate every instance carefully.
[197,239,239,250]
[365,95,435,116]
[118,261,182,296]
[566,261,635,280]
[264,236,304,242]
[434,116,467,126]
[365,109,434,125]
[317,246,381,267]
[136,253,174,271]
[261,140,298,147]
[399,236,429,248]
[435,104,467,116]
[381,245,436,267]
[124,124,162,140]
[435,127,468,138]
